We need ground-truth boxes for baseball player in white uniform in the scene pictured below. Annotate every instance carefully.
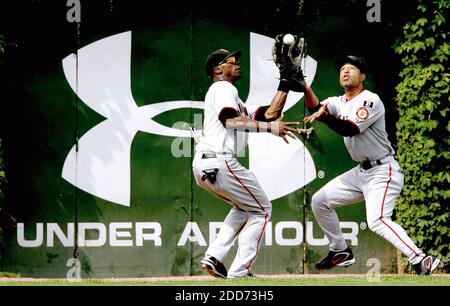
[302,55,440,275]
[193,48,302,278]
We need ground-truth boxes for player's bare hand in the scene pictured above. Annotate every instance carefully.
[304,102,329,124]
[270,121,300,144]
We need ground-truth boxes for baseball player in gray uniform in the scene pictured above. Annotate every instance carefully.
[193,48,302,278]
[302,55,440,275]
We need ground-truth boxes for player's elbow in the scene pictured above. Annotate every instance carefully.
[344,121,360,137]
[337,121,360,137]
[258,106,278,122]
[342,128,359,137]
[263,112,279,122]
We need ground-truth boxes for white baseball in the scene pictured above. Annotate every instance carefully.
[283,34,295,45]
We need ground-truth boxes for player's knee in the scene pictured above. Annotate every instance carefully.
[264,202,272,219]
[311,192,320,206]
[311,192,326,214]
[367,218,383,233]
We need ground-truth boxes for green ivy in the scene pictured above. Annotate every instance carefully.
[0,34,5,252]
[394,0,449,272]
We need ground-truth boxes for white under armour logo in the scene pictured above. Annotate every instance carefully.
[62,31,318,207]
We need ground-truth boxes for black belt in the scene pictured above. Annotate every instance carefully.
[201,152,235,159]
[360,159,382,170]
[202,152,217,159]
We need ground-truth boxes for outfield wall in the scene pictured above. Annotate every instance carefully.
[0,2,397,278]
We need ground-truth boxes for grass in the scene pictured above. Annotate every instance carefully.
[0,272,21,278]
[0,275,449,286]
[155,275,450,286]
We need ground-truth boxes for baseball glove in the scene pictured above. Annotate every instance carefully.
[272,34,307,92]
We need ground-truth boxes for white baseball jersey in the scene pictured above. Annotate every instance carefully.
[196,81,259,155]
[324,89,395,162]
[192,80,271,278]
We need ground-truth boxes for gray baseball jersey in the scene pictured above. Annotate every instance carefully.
[312,89,426,265]
[324,89,395,162]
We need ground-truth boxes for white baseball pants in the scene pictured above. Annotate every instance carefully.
[192,153,272,277]
[311,157,425,264]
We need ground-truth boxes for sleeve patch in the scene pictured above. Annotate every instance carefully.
[356,106,370,121]
[363,101,374,108]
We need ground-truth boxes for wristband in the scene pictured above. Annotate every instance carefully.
[277,80,290,93]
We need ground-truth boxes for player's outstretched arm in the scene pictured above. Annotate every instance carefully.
[262,91,288,121]
[303,102,329,123]
[304,103,359,137]
[256,79,315,122]
[304,86,321,111]
[225,116,300,143]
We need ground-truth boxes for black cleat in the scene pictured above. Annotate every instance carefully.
[413,256,440,275]
[201,255,228,279]
[315,247,356,270]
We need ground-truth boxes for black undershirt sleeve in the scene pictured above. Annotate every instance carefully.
[307,104,322,113]
[218,107,239,127]
[253,105,273,122]
[319,115,360,137]
[306,103,359,137]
